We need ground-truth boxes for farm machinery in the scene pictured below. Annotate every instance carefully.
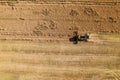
[69,31,89,44]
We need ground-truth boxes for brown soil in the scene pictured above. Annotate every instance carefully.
[0,0,119,40]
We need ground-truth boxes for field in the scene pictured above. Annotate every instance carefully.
[0,0,119,80]
[0,33,120,80]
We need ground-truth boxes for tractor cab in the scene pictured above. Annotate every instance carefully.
[69,31,79,44]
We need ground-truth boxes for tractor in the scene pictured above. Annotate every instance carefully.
[69,31,89,44]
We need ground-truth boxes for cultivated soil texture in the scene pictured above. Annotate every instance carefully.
[0,0,120,41]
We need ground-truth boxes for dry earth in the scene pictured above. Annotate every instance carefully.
[0,0,120,41]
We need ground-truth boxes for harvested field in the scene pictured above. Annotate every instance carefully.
[0,33,120,80]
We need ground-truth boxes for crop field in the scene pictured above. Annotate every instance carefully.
[0,33,119,80]
[0,0,119,80]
